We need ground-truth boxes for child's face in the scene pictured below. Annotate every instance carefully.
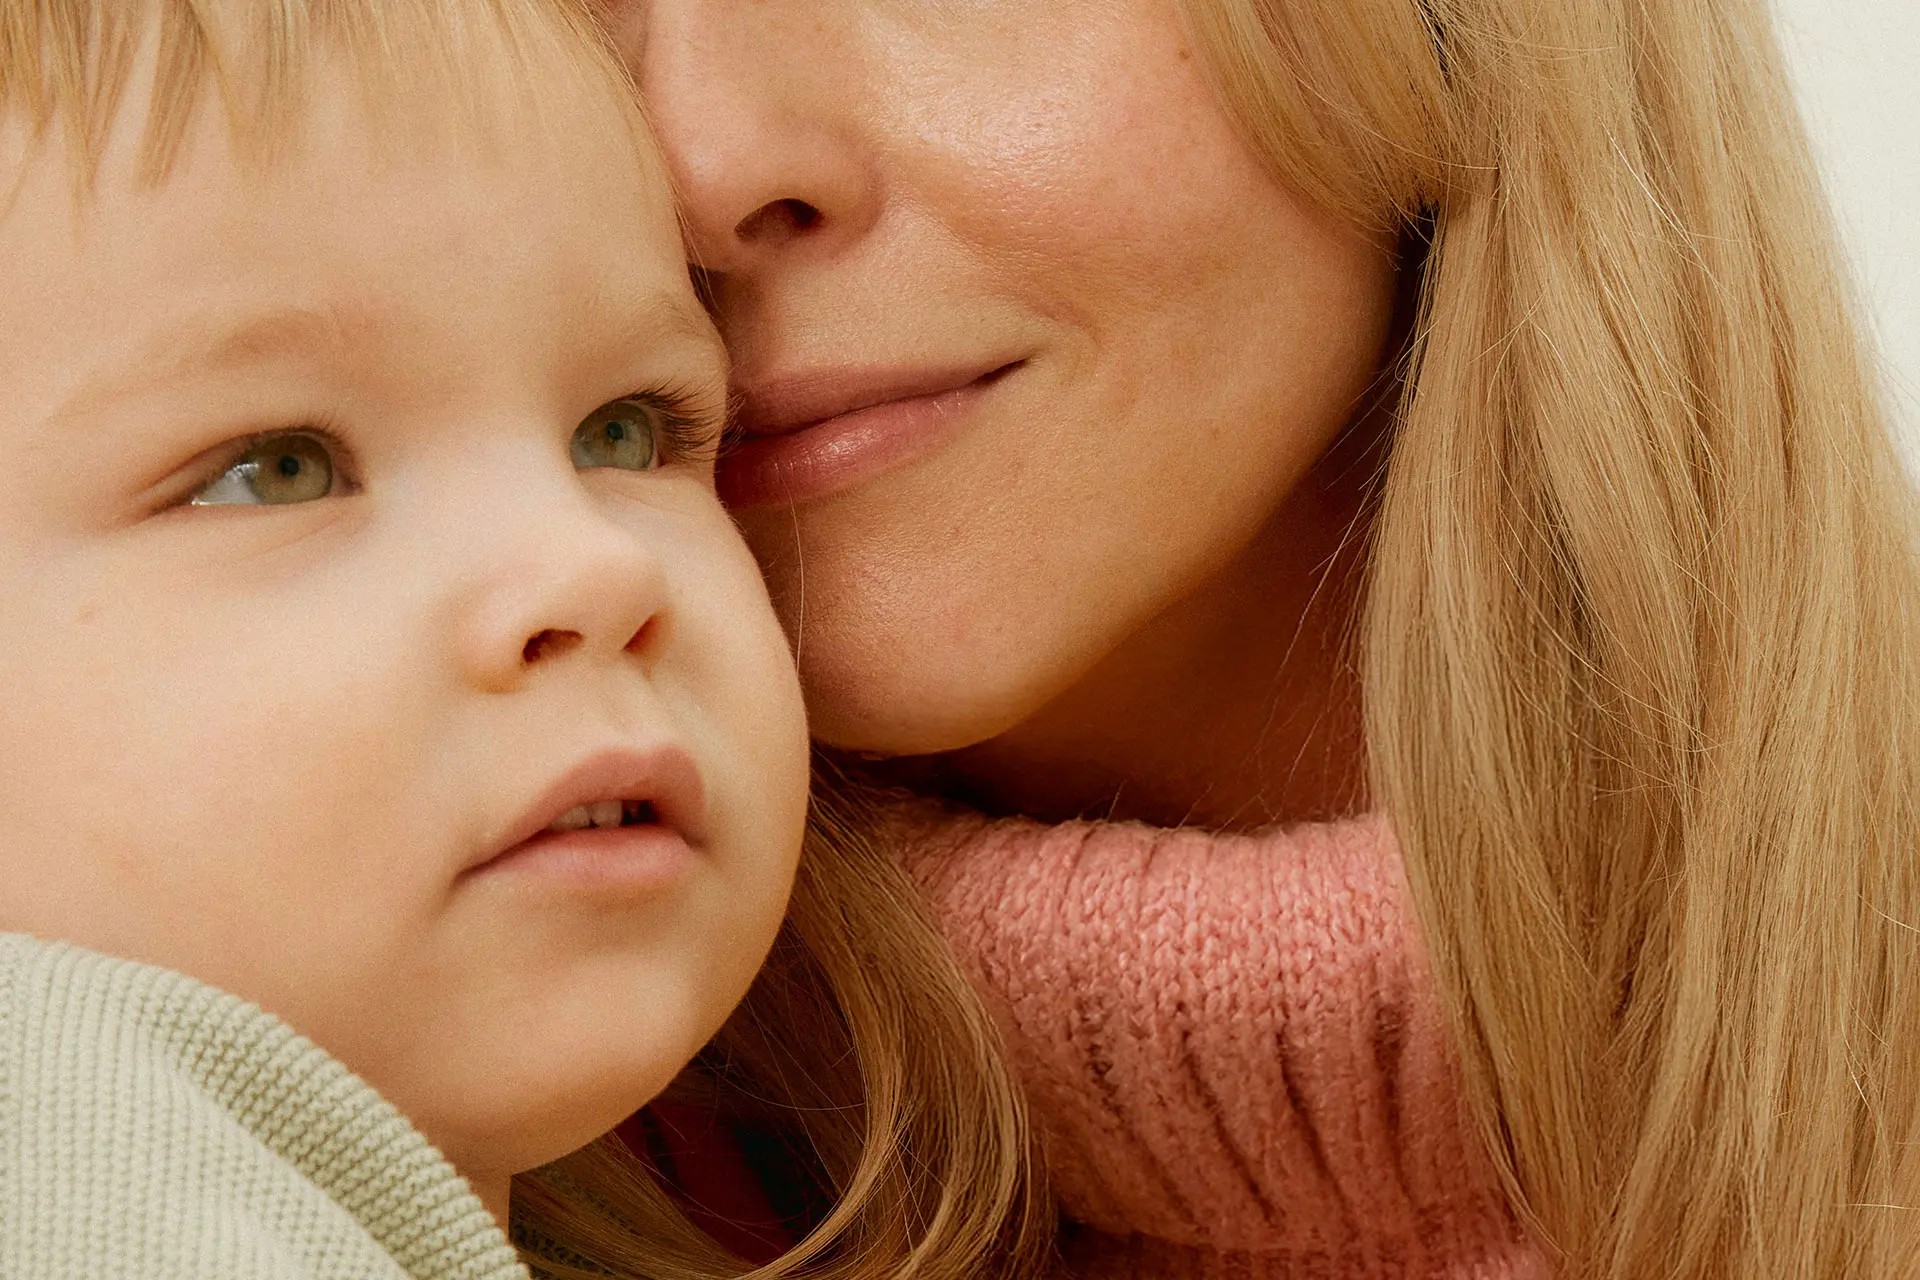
[0,45,808,1190]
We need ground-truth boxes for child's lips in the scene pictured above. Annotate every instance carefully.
[469,822,697,896]
[465,744,708,880]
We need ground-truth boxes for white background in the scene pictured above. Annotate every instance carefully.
[1773,0,1920,463]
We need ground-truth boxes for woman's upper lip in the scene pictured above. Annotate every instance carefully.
[469,746,708,874]
[732,359,1021,437]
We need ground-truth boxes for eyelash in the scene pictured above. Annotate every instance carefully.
[619,385,732,466]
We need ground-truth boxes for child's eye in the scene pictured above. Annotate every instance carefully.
[190,432,338,506]
[572,400,663,472]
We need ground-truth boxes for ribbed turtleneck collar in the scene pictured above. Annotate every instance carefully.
[892,807,1549,1279]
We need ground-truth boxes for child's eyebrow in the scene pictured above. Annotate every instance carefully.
[50,301,376,426]
[580,283,725,379]
[48,288,722,427]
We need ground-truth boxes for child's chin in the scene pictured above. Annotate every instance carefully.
[408,1034,697,1175]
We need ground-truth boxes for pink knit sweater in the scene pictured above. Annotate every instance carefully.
[894,808,1553,1279]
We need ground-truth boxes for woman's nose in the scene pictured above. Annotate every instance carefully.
[622,1,882,276]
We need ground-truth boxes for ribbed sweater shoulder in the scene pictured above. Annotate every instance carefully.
[892,806,1552,1280]
[0,933,528,1280]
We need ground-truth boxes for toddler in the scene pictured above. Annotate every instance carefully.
[0,2,1038,1277]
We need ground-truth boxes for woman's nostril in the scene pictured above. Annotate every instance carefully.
[735,197,821,241]
[522,629,583,665]
[781,199,821,231]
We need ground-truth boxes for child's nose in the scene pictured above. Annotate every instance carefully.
[453,518,670,695]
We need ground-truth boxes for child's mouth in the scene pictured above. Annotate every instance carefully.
[461,745,708,893]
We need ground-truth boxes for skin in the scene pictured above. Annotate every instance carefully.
[0,37,808,1224]
[618,0,1401,828]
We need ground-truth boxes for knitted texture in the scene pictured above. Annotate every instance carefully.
[0,934,530,1280]
[896,810,1553,1280]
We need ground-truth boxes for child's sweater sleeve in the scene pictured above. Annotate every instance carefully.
[0,934,530,1280]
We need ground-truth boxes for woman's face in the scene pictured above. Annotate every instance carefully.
[619,0,1399,758]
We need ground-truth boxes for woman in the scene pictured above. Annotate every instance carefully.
[611,1,1920,1276]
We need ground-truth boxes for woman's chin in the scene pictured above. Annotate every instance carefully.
[806,691,1032,761]
[802,651,1065,761]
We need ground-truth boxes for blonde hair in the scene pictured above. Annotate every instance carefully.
[1178,0,1920,1274]
[0,4,1048,1277]
[517,787,1049,1280]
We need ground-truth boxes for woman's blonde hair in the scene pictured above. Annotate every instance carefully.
[1178,0,1920,1274]
[0,4,1048,1277]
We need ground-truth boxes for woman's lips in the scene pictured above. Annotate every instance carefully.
[719,361,1020,508]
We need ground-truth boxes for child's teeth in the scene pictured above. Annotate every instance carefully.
[545,800,635,833]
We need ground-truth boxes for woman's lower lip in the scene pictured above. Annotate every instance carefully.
[464,825,693,896]
[717,370,1008,509]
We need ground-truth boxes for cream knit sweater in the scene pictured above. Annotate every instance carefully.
[0,933,530,1280]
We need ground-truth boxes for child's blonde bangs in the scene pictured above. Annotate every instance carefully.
[0,0,644,187]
